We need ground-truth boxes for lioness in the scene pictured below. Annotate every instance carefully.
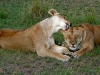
[61,23,100,58]
[0,9,72,61]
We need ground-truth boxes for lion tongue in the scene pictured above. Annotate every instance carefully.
[66,25,69,30]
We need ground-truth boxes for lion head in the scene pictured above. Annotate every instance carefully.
[48,9,72,33]
[61,23,94,52]
[61,25,86,51]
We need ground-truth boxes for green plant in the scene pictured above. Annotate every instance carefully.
[30,0,50,18]
[20,0,50,26]
[85,12,96,24]
[0,10,8,19]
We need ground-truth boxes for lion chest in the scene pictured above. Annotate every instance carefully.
[46,37,55,49]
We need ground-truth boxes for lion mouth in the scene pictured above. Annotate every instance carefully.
[69,47,77,51]
[66,25,70,30]
[66,23,72,30]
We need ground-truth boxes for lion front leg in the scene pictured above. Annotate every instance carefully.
[36,46,70,61]
[50,45,71,55]
[71,44,93,59]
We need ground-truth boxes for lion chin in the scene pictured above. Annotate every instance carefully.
[0,9,72,61]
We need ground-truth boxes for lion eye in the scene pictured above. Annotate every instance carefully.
[63,16,66,19]
[67,36,71,39]
[62,16,65,19]
[76,35,79,37]
[79,25,84,28]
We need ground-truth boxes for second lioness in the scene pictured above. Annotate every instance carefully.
[61,23,100,58]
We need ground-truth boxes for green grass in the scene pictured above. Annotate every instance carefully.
[0,0,100,75]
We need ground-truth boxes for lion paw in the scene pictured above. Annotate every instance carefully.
[62,51,72,55]
[70,52,81,59]
[59,55,71,61]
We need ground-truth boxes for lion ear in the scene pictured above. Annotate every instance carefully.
[48,9,59,16]
[60,30,66,35]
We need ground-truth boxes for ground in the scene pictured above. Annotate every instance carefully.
[0,48,100,75]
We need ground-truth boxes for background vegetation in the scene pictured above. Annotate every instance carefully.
[0,0,100,75]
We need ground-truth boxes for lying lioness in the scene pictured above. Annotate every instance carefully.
[0,9,72,61]
[61,23,100,58]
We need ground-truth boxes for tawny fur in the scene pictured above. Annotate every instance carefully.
[0,9,72,61]
[61,23,100,58]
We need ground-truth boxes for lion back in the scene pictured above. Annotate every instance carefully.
[0,28,19,37]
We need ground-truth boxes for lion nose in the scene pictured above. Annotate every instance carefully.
[70,23,72,27]
[72,44,75,47]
